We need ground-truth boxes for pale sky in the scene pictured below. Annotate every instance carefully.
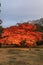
[1,0,43,27]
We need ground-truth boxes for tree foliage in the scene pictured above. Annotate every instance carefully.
[0,20,3,37]
[0,26,3,37]
[35,24,43,32]
[0,19,2,24]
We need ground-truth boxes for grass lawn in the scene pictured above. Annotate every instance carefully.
[0,48,43,65]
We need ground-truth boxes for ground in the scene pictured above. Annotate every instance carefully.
[0,48,43,65]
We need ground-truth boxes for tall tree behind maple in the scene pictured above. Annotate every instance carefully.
[0,19,2,24]
[0,19,3,37]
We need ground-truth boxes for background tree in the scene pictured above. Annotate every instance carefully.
[0,19,2,24]
[35,24,43,32]
[0,20,3,37]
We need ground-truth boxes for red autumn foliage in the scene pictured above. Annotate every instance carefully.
[0,23,43,47]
